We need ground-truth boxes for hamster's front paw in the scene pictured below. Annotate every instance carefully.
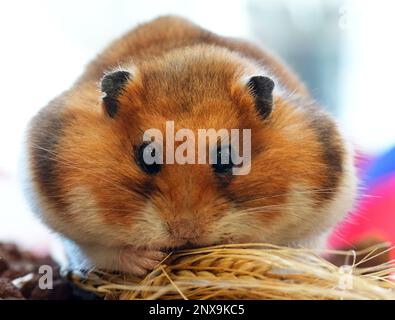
[119,247,165,277]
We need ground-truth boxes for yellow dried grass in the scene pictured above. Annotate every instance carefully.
[71,243,395,300]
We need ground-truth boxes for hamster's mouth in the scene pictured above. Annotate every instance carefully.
[162,241,221,253]
[162,243,200,253]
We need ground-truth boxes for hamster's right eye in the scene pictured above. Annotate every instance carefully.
[136,143,162,175]
[212,145,234,175]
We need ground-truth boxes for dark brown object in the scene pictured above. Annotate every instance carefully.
[0,242,98,300]
[0,278,24,299]
[0,257,9,274]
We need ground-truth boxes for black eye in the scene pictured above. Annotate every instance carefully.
[212,145,234,174]
[136,143,162,175]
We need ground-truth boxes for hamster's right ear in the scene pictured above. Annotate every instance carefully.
[247,76,275,120]
[100,70,131,118]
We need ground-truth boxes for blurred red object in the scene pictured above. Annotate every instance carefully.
[328,147,395,261]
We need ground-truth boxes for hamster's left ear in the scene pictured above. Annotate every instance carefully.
[100,70,131,118]
[247,76,275,119]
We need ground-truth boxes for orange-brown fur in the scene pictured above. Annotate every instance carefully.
[25,16,357,273]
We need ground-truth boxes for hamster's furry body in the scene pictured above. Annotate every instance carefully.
[25,16,357,275]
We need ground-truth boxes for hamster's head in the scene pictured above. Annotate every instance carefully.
[28,46,357,252]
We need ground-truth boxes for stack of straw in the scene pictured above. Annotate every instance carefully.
[71,243,395,300]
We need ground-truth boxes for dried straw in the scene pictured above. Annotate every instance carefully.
[71,243,395,300]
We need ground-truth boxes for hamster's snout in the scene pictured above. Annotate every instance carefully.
[157,205,213,248]
[167,217,201,242]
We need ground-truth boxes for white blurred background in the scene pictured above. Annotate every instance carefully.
[0,0,394,252]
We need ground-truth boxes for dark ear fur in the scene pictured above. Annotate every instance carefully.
[247,76,275,119]
[100,70,131,118]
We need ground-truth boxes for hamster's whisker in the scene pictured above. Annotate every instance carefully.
[241,188,339,202]
[236,191,339,206]
[65,207,140,213]
[240,205,303,213]
[237,208,310,224]
[358,194,381,199]
[237,204,316,221]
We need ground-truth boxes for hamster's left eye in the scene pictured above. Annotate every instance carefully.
[136,143,162,175]
[212,145,234,174]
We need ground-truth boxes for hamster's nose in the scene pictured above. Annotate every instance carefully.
[168,218,201,242]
